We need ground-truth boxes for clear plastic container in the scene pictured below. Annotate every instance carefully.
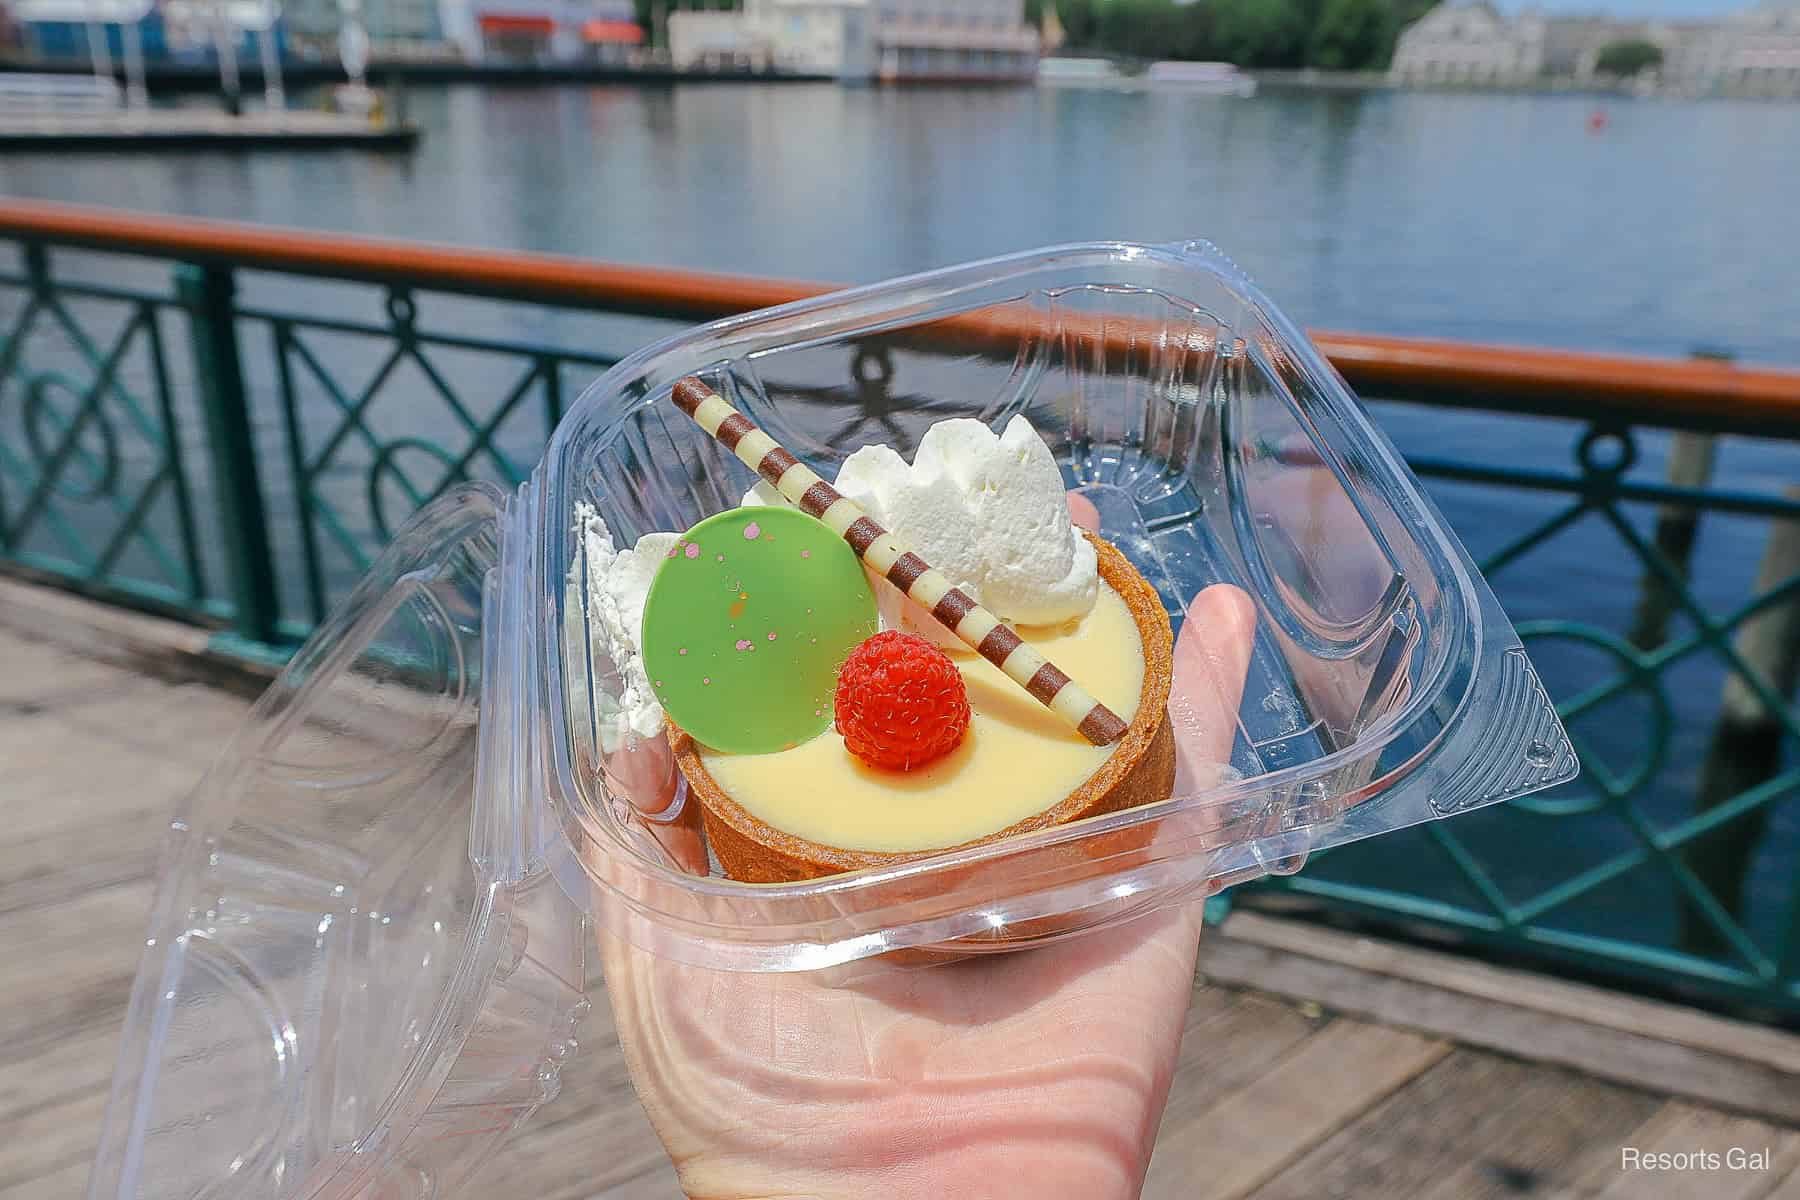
[89,241,1576,1200]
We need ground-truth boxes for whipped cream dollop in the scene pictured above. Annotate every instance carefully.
[834,415,1096,627]
[575,415,1094,741]
[569,503,673,749]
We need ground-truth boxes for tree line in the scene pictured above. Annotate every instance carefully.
[1027,0,1438,71]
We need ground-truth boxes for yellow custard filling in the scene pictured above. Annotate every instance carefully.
[698,581,1145,853]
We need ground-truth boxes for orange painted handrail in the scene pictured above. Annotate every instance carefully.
[0,198,822,321]
[1309,332,1800,431]
[7,198,1800,430]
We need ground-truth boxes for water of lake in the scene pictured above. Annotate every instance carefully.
[2,82,1797,981]
[5,83,1800,360]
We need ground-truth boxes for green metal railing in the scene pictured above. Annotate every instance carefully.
[0,206,635,649]
[0,244,211,623]
[3,200,1799,1020]
[1265,413,1800,1017]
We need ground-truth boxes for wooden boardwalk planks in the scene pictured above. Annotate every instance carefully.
[2,593,1797,1200]
[1583,1103,1800,1200]
[1143,1020,1451,1199]
[1253,1050,1662,1200]
[1204,909,1800,1123]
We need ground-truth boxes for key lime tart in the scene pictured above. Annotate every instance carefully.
[572,377,1174,883]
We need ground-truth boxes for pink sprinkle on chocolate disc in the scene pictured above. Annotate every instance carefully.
[801,549,811,559]
[767,631,778,641]
[742,521,761,540]
[735,639,752,651]
[684,543,700,559]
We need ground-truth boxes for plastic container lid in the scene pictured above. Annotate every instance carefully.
[88,487,589,1200]
[90,241,1575,1200]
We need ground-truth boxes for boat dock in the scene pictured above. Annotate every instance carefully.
[1,575,1796,1200]
[0,108,418,151]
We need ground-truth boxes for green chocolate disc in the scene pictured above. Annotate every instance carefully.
[640,506,877,755]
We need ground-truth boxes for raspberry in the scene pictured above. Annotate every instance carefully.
[834,631,971,771]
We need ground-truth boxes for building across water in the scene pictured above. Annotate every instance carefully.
[277,0,640,63]
[668,0,1039,83]
[1666,0,1800,96]
[1388,3,1546,86]
[1391,0,1800,97]
[12,0,282,67]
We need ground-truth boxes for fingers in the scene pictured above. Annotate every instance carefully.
[605,733,711,875]
[606,730,677,814]
[1149,584,1262,912]
[1067,491,1100,533]
[1063,487,1256,780]
[646,780,712,876]
[1063,490,1256,775]
[1169,584,1257,793]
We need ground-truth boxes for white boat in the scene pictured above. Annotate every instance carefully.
[1146,61,1256,97]
[1036,57,1127,89]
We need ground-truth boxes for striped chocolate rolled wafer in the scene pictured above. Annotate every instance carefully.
[670,376,1129,747]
